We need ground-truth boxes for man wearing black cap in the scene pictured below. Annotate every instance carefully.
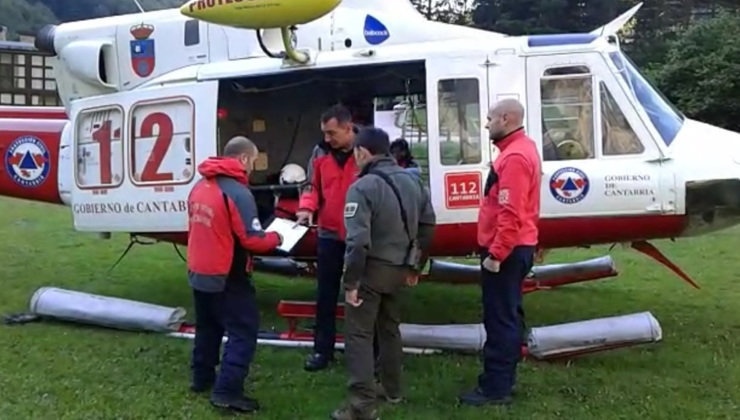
[330,127,436,420]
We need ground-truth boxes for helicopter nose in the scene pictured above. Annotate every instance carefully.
[675,119,740,237]
[673,118,740,172]
[731,144,740,165]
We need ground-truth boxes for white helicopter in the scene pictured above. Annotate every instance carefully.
[1,0,738,291]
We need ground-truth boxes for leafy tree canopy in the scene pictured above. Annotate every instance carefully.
[650,10,740,131]
[0,0,182,38]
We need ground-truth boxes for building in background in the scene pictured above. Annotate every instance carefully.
[0,25,61,107]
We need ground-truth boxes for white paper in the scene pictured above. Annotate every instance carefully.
[265,217,309,253]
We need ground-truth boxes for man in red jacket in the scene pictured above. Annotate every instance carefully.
[459,98,541,406]
[187,136,283,413]
[296,104,359,371]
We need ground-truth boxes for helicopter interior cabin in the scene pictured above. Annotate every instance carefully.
[214,59,483,227]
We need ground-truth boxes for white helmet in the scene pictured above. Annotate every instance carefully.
[280,163,307,184]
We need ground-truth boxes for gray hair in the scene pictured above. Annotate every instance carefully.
[223,136,258,157]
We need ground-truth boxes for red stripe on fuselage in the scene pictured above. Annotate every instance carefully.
[142,214,688,257]
[0,106,67,120]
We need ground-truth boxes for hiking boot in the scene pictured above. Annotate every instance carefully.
[190,374,214,393]
[458,387,512,407]
[190,381,212,393]
[375,382,402,404]
[210,393,260,413]
[305,352,334,372]
[329,405,379,420]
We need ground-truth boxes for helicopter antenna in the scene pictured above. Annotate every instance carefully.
[132,0,146,13]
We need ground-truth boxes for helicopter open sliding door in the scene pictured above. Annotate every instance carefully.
[425,54,491,224]
[525,52,669,218]
[69,81,218,233]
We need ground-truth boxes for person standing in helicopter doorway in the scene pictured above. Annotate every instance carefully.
[390,138,420,177]
[296,104,360,371]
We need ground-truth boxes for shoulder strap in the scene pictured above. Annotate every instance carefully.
[223,191,231,218]
[368,169,411,242]
[222,190,236,239]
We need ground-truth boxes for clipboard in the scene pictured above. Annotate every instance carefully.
[265,217,309,253]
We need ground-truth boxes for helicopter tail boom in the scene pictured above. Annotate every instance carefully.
[0,108,66,205]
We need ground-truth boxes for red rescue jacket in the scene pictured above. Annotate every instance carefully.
[477,128,541,262]
[298,144,358,240]
[187,157,281,280]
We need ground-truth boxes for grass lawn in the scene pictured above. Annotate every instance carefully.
[0,196,738,419]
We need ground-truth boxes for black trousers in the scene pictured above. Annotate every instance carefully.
[477,246,535,397]
[314,237,380,364]
[314,237,346,355]
[191,278,259,398]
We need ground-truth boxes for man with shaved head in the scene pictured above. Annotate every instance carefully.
[459,98,542,406]
[187,135,282,414]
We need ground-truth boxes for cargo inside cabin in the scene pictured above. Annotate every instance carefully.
[214,59,429,227]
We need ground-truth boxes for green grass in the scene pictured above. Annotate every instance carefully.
[1,196,739,419]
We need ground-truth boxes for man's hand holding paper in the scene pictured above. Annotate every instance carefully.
[265,217,310,253]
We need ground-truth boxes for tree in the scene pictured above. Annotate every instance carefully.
[37,0,184,22]
[625,0,695,68]
[470,0,639,35]
[0,0,184,40]
[622,1,740,68]
[651,10,740,131]
[410,0,472,25]
[0,0,57,39]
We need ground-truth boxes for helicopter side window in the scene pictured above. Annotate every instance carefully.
[381,95,431,187]
[540,66,595,161]
[75,106,125,189]
[129,98,195,186]
[437,78,482,166]
[600,81,644,155]
[184,19,200,47]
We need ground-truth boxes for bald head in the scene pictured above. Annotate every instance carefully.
[486,98,526,142]
[493,99,525,125]
[223,136,259,174]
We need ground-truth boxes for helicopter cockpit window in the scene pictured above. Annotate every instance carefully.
[540,66,595,161]
[437,78,482,166]
[609,51,684,147]
[600,81,644,155]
